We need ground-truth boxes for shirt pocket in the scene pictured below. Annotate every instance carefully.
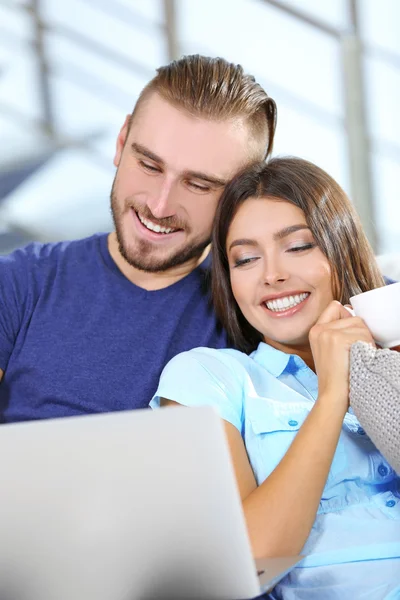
[244,397,310,485]
[244,397,348,488]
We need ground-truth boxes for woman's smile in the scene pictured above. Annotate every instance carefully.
[261,291,310,317]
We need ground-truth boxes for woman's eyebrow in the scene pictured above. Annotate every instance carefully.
[273,224,310,241]
[228,238,258,252]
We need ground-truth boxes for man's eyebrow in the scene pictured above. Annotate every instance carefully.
[228,225,310,252]
[131,142,227,187]
[131,143,164,165]
[182,170,227,188]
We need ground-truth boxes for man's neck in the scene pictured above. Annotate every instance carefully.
[107,233,210,291]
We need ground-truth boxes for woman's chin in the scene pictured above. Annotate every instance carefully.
[264,332,311,349]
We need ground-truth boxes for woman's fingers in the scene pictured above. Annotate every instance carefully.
[309,300,376,408]
[316,300,355,324]
[343,304,355,317]
[311,301,375,343]
[310,321,375,347]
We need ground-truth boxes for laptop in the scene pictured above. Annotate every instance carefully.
[0,406,301,600]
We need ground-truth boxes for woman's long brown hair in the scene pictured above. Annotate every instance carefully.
[212,157,385,354]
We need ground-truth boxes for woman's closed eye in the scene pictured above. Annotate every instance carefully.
[287,243,315,253]
[232,256,260,268]
[230,242,316,268]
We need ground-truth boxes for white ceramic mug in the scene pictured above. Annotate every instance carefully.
[350,282,400,348]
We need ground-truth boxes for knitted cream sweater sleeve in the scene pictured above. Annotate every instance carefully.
[350,341,400,473]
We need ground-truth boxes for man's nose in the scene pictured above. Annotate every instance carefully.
[146,178,177,220]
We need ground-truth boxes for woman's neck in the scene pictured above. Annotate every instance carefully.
[264,338,315,372]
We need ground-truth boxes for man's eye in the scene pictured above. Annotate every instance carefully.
[187,181,210,192]
[139,160,160,173]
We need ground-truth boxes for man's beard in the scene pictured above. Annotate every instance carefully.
[110,189,210,273]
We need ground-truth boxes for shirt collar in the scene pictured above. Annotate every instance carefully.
[250,341,309,378]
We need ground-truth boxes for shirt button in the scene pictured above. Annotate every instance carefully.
[357,426,365,435]
[378,464,389,477]
[288,420,298,427]
[386,500,396,508]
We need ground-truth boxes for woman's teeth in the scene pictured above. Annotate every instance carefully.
[265,292,309,312]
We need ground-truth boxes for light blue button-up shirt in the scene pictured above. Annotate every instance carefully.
[151,342,400,599]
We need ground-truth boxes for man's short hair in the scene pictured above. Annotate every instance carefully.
[132,54,277,160]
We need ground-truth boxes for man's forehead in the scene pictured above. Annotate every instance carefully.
[128,95,254,177]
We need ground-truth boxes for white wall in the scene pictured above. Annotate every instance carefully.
[0,0,399,251]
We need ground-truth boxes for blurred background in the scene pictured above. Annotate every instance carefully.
[0,0,399,265]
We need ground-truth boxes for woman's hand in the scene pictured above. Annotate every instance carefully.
[309,300,375,410]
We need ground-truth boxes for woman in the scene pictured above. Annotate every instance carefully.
[150,158,400,599]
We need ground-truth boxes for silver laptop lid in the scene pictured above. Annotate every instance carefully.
[0,406,268,599]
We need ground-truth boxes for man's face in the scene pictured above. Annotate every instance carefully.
[111,93,254,273]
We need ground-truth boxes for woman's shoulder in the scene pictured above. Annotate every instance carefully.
[167,346,254,376]
[158,347,255,400]
[152,347,254,428]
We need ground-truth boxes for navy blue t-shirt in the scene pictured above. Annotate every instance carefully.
[0,234,228,423]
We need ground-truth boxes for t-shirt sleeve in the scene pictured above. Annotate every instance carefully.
[0,247,32,371]
[150,348,244,433]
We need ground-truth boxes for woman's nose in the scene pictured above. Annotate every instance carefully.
[262,259,289,285]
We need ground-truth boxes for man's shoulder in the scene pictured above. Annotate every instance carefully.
[0,234,108,297]
[1,233,107,266]
[32,232,107,262]
[384,276,397,285]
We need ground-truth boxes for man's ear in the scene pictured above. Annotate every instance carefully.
[113,114,131,167]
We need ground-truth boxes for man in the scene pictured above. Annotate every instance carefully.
[0,55,277,422]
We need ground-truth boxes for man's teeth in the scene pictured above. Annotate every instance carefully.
[137,213,176,234]
[265,293,309,312]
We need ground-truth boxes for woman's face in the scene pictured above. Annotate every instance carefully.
[226,196,334,349]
